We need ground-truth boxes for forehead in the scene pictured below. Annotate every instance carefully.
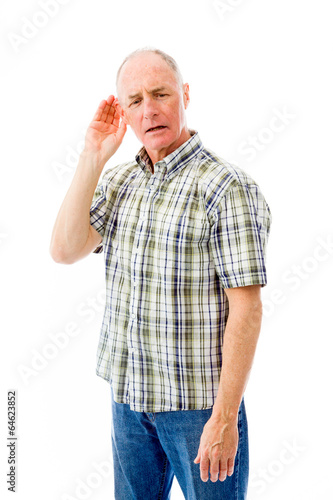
[118,53,179,99]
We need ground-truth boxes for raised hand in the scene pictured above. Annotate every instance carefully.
[84,95,127,165]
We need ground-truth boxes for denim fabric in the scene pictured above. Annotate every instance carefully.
[110,387,249,499]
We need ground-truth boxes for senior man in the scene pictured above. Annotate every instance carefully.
[50,48,271,499]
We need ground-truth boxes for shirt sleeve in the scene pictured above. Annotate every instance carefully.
[209,182,271,288]
[90,178,107,254]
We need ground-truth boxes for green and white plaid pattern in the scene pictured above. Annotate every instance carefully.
[90,131,271,412]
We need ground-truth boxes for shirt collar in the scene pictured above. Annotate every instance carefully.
[135,130,203,180]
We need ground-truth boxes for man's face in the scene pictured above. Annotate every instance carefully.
[117,52,190,164]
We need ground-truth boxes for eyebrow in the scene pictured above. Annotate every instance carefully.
[127,87,168,101]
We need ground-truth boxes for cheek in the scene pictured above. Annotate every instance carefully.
[175,105,186,127]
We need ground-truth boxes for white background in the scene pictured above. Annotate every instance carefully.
[1,0,332,498]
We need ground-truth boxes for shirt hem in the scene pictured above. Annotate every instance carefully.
[97,371,217,412]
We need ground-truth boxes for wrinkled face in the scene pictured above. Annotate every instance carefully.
[117,52,190,164]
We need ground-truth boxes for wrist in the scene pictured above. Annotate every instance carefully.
[81,149,106,166]
[78,150,107,178]
[211,403,240,424]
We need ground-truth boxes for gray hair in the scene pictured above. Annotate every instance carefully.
[116,47,184,91]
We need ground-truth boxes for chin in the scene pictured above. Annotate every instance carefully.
[144,135,173,151]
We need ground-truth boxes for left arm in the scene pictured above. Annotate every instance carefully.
[194,284,263,482]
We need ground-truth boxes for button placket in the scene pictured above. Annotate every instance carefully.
[127,179,151,361]
[126,166,164,398]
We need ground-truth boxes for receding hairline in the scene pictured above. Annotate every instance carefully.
[116,47,184,92]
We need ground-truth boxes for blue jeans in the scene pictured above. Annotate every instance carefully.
[110,388,249,499]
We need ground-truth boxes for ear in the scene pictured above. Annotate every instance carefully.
[115,99,128,125]
[183,83,190,109]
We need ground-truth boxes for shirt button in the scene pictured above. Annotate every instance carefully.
[131,314,135,319]
[133,281,137,287]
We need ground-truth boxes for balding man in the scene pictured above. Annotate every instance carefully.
[50,48,271,499]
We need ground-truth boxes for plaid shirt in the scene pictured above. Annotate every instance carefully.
[90,131,271,412]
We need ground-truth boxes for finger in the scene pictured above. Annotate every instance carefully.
[101,96,116,123]
[193,448,201,464]
[116,118,127,141]
[107,99,123,126]
[92,99,107,122]
[101,102,113,123]
[200,457,210,482]
[115,103,128,126]
[227,457,235,477]
[210,461,220,483]
[209,447,222,483]
[111,108,121,127]
[106,94,116,106]
[219,459,228,482]
[105,104,117,124]
[194,442,202,464]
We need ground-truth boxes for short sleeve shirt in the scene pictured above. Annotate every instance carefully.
[90,131,271,412]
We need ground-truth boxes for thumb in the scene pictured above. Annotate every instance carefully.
[194,449,201,464]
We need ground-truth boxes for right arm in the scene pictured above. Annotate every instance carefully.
[49,95,127,264]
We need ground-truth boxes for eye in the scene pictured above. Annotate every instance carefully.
[130,99,141,107]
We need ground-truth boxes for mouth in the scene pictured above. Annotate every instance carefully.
[145,125,167,133]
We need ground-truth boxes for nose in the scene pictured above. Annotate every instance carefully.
[143,96,159,120]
